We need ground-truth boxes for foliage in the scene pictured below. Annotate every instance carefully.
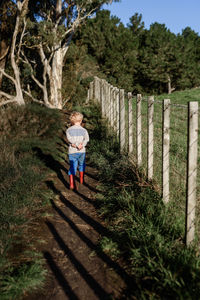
[0,103,62,299]
[74,10,200,96]
[2,1,200,106]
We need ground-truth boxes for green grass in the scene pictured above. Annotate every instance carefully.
[0,258,47,300]
[0,103,63,299]
[82,101,200,299]
[124,88,200,240]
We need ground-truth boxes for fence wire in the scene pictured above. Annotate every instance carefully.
[126,96,200,239]
[88,79,200,242]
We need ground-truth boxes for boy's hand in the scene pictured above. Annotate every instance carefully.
[77,143,83,150]
[71,144,76,148]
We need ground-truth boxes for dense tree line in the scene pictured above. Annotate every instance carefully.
[74,10,200,95]
[0,0,119,108]
[1,2,200,109]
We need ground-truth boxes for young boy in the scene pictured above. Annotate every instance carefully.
[66,111,89,189]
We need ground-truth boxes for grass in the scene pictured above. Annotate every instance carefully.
[80,101,200,299]
[124,88,200,240]
[0,103,63,299]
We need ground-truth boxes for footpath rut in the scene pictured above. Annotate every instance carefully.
[25,113,129,300]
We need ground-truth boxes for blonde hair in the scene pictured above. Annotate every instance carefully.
[70,111,83,124]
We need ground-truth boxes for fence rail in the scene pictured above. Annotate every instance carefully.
[87,76,199,246]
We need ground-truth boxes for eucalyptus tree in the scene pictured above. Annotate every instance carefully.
[0,0,119,108]
[22,0,120,109]
[0,0,29,107]
[0,0,16,88]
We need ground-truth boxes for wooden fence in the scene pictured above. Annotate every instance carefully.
[87,76,199,246]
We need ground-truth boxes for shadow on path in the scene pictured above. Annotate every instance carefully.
[31,142,134,299]
[46,221,111,299]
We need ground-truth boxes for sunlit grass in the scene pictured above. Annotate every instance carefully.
[124,88,200,239]
[83,101,200,299]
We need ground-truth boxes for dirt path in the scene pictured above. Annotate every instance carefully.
[24,115,133,300]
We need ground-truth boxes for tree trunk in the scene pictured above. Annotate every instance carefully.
[0,41,8,88]
[0,0,10,88]
[10,0,26,105]
[49,47,64,109]
[167,75,175,94]
[167,75,172,94]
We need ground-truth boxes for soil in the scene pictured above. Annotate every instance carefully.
[23,113,132,300]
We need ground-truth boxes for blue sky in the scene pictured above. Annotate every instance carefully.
[102,0,200,35]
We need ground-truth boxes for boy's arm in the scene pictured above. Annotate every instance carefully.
[82,130,89,147]
[66,130,76,148]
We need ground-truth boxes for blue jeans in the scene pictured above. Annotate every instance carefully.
[68,153,86,175]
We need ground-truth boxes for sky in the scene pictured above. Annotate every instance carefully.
[102,0,200,35]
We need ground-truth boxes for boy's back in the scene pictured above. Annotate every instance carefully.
[66,124,89,154]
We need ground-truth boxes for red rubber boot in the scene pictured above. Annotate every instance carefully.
[79,171,84,184]
[69,175,74,189]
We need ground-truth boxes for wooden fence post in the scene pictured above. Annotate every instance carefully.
[136,94,142,167]
[113,88,117,133]
[162,99,171,204]
[119,89,125,152]
[101,79,106,117]
[147,96,154,180]
[116,88,120,138]
[128,92,133,153]
[186,101,198,246]
[106,83,110,122]
[110,86,114,128]
[89,81,93,101]
[93,76,99,101]
[105,82,109,119]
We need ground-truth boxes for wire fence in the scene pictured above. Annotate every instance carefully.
[87,76,199,246]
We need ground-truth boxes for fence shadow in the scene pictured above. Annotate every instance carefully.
[45,221,111,299]
[43,251,79,300]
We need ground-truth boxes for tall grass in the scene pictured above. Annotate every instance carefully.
[82,101,200,299]
[0,104,62,299]
[126,88,200,240]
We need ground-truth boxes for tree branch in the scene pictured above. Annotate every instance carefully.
[17,17,27,62]
[0,68,16,85]
[0,98,16,107]
[0,46,9,61]
[0,91,14,100]
[23,87,44,105]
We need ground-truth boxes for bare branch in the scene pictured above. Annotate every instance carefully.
[23,87,44,105]
[0,46,9,61]
[0,68,16,85]
[0,91,14,100]
[17,17,27,62]
[0,98,16,107]
[21,50,44,90]
[62,98,70,107]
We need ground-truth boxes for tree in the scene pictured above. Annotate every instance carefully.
[79,10,139,91]
[127,12,144,36]
[0,0,119,108]
[22,0,120,109]
[138,23,178,94]
[176,27,200,89]
[0,0,16,88]
[0,0,29,107]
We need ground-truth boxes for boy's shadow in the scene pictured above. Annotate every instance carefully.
[33,147,69,189]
